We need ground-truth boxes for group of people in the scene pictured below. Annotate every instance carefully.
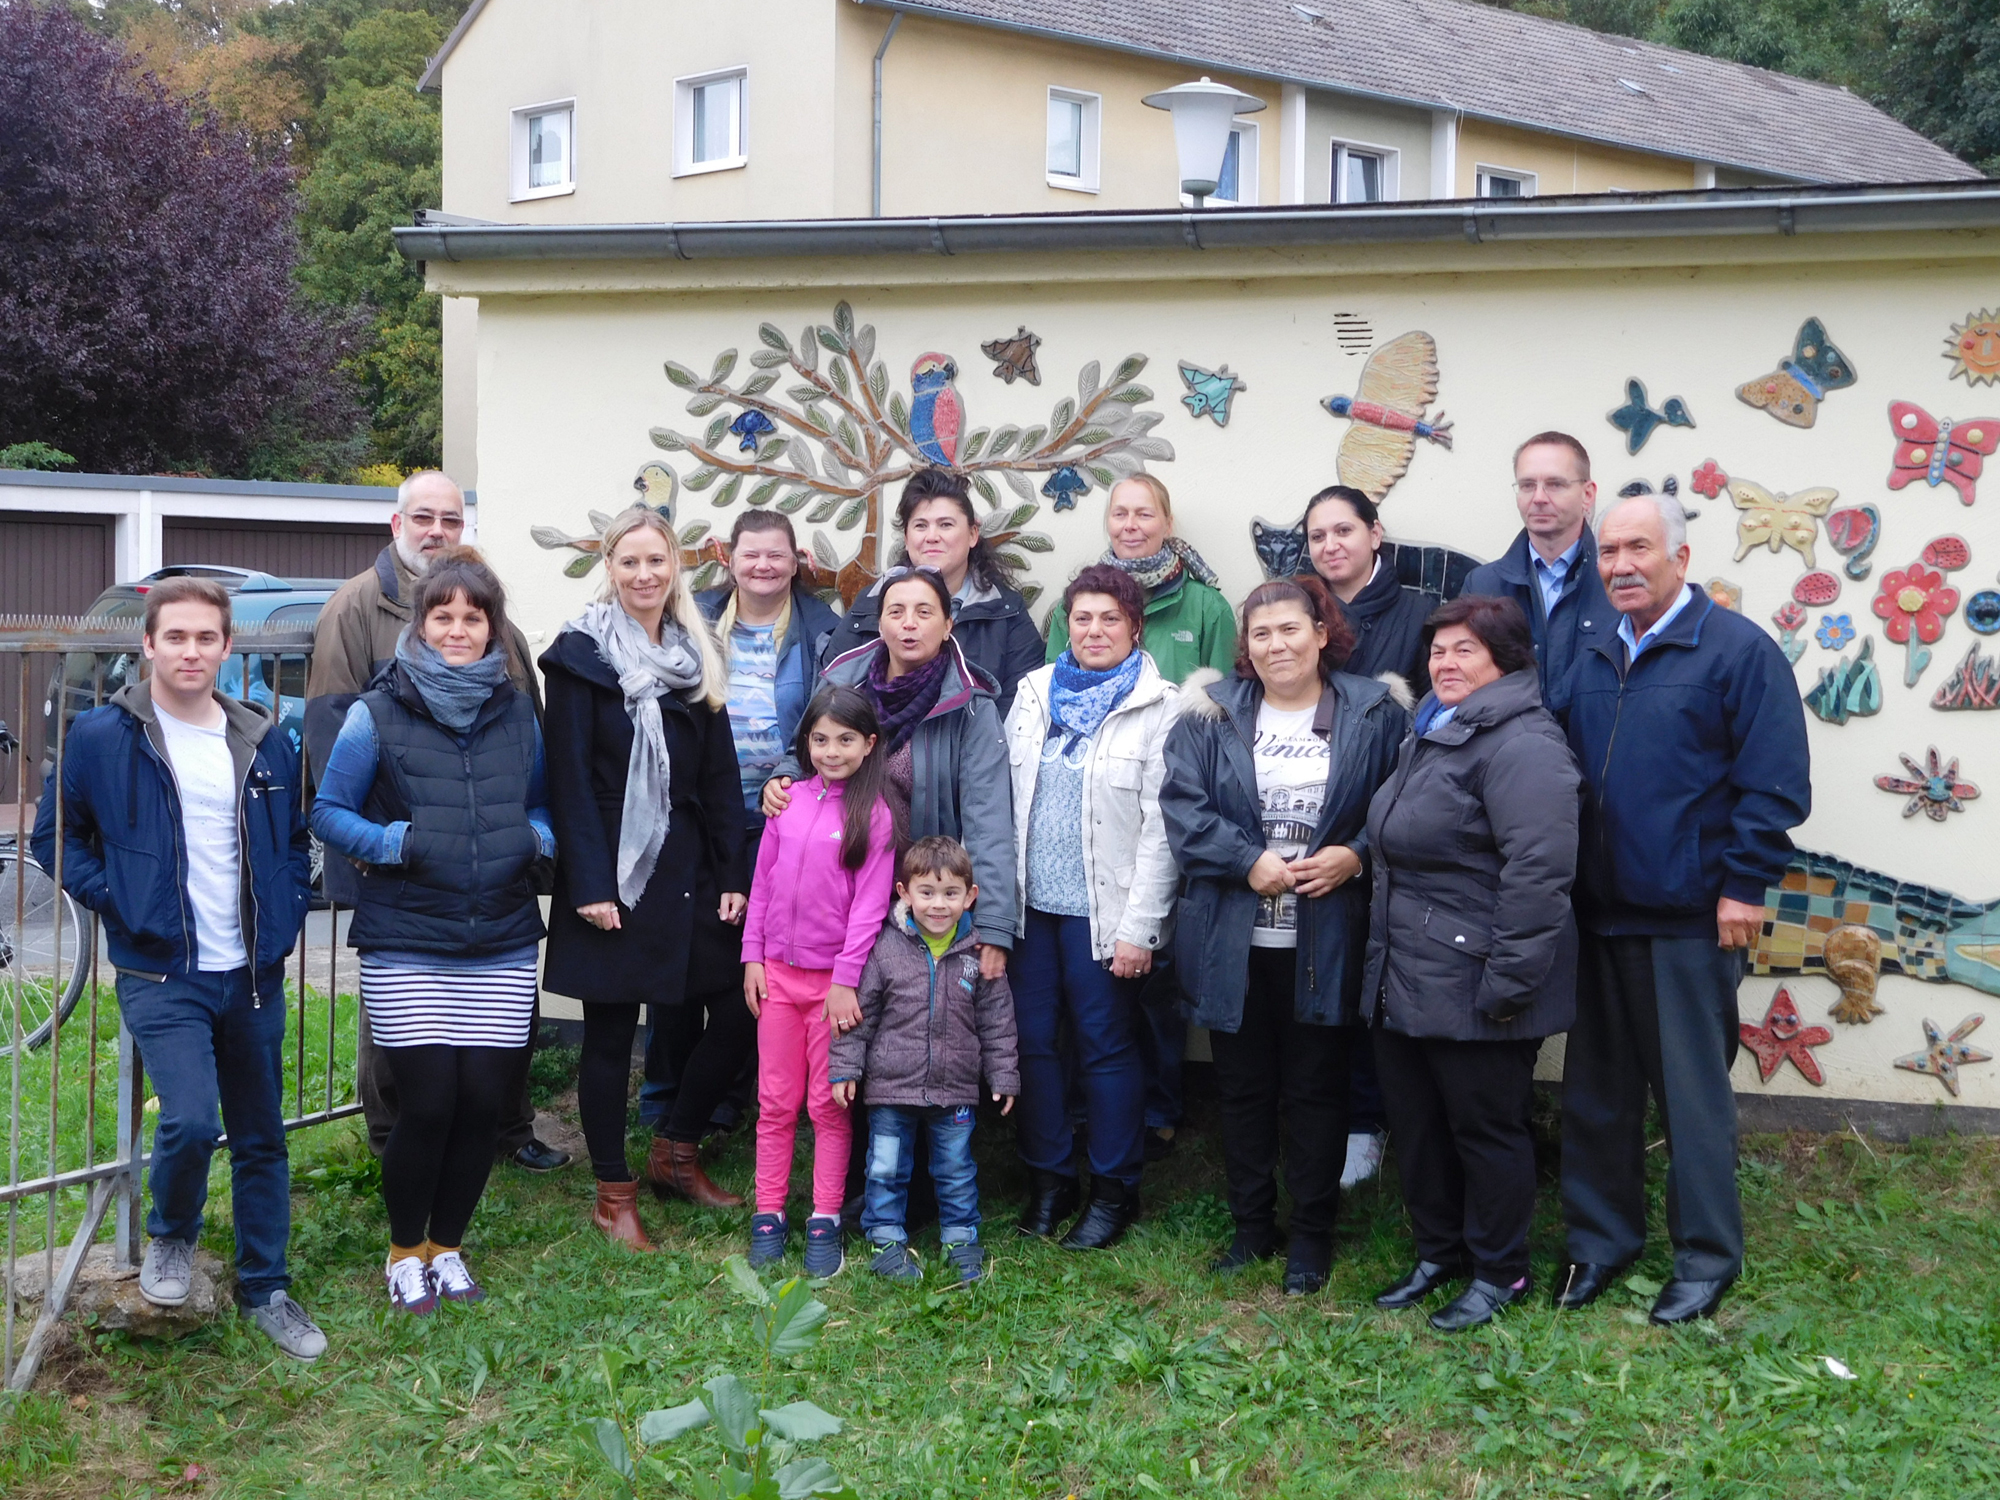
[33,427,1809,1361]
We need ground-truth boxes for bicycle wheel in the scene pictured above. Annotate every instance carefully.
[0,850,94,1056]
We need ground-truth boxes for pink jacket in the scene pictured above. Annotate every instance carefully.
[741,775,897,987]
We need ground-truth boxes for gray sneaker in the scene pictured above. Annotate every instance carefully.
[868,1240,923,1283]
[944,1241,986,1287]
[139,1237,194,1308]
[243,1290,328,1361]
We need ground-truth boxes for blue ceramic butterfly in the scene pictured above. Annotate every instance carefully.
[1041,467,1091,512]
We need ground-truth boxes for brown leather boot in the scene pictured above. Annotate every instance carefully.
[646,1136,744,1209]
[592,1180,656,1252]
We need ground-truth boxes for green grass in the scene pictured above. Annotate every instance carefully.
[4,1071,1999,1499]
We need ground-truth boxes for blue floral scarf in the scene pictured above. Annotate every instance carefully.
[1048,649,1144,742]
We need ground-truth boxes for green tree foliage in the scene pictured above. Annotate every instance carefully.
[1871,0,2000,174]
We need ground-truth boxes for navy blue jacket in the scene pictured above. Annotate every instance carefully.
[33,684,311,1000]
[1462,529,1614,712]
[695,581,841,830]
[1566,587,1810,939]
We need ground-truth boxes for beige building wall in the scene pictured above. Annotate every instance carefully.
[1457,117,1699,196]
[1299,93,1436,205]
[440,295,480,488]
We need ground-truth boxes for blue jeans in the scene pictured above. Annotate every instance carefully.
[862,1104,980,1246]
[1134,961,1186,1130]
[116,966,291,1301]
[1012,908,1145,1187]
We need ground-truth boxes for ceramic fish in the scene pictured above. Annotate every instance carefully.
[1886,401,1999,506]
[1730,477,1837,569]
[1041,466,1091,512]
[1736,317,1857,429]
[1322,331,1453,503]
[1178,361,1247,426]
[909,352,963,466]
[980,326,1042,386]
[727,410,778,453]
[1607,378,1695,454]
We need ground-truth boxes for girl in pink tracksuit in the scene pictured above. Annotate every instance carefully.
[741,685,897,1275]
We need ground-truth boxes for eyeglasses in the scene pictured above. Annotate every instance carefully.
[405,511,466,530]
[882,564,946,582]
[1514,479,1581,497]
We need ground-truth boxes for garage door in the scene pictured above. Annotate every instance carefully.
[164,518,383,581]
[0,513,116,802]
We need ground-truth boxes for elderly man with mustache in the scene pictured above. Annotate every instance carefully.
[1552,487,1809,1326]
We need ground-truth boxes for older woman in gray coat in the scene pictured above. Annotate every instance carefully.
[1361,594,1580,1333]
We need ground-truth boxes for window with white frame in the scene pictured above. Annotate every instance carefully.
[1476,165,1536,198]
[674,68,747,176]
[510,100,574,202]
[1182,121,1258,206]
[1330,140,1400,204]
[1047,87,1101,192]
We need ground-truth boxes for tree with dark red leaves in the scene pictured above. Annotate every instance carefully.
[0,4,363,478]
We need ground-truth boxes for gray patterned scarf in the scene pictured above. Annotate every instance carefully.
[1105,537,1221,594]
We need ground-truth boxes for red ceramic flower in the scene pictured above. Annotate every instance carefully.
[1690,459,1729,499]
[1873,563,1959,645]
[1772,601,1807,634]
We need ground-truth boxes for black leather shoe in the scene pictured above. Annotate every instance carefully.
[1016,1171,1082,1238]
[1649,1276,1734,1325]
[1283,1237,1332,1297]
[1060,1180,1138,1251]
[1550,1260,1629,1310]
[511,1138,573,1173]
[1374,1258,1471,1310]
[1429,1276,1531,1333]
[1143,1127,1178,1163]
[1209,1229,1282,1274]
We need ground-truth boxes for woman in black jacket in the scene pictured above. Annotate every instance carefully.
[1160,576,1407,1296]
[541,507,749,1251]
[1361,595,1580,1332]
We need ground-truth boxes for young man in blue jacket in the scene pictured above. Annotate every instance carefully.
[1553,491,1809,1326]
[33,577,324,1360]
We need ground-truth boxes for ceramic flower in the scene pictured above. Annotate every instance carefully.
[1816,613,1855,650]
[1773,602,1807,634]
[1690,459,1729,499]
[1874,563,1958,644]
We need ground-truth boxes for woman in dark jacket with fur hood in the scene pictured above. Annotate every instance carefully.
[1160,576,1407,1297]
[1361,595,1580,1333]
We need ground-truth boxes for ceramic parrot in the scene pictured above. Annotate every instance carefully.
[910,352,963,466]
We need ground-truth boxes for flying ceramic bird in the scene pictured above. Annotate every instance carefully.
[909,352,963,466]
[1321,331,1453,502]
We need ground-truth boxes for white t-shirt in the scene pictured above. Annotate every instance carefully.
[1250,701,1328,949]
[155,706,247,971]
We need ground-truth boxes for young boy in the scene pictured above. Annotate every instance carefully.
[830,837,1019,1286]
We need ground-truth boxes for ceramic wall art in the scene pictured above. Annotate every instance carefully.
[1922,536,1972,571]
[981,326,1042,385]
[1321,330,1453,502]
[1795,570,1841,607]
[1773,602,1809,663]
[908,352,964,465]
[1816,614,1855,652]
[1944,309,2000,386]
[1706,577,1743,612]
[1968,589,2000,635]
[1873,561,1960,685]
[1887,402,1997,506]
[1178,360,1247,426]
[1875,747,1980,822]
[1740,986,1833,1084]
[1731,477,1837,569]
[1822,926,1887,1024]
[1617,475,1694,520]
[1608,378,1694,453]
[1736,317,1857,428]
[728,410,778,452]
[1690,459,1729,500]
[1932,644,2000,711]
[1892,1014,1992,1097]
[1040,466,1091,511]
[1251,516,1308,580]
[530,463,730,580]
[1804,636,1882,724]
[1826,505,1882,581]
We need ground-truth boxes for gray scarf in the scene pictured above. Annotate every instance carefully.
[571,600,707,907]
[394,629,509,733]
[1104,537,1221,593]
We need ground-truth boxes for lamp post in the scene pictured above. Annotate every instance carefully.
[1141,77,1267,206]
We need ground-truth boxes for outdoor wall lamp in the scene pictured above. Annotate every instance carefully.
[1141,77,1266,207]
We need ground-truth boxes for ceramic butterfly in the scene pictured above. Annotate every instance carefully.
[1735,317,1857,429]
[1178,360,1247,426]
[1321,330,1453,502]
[1607,378,1694,454]
[980,326,1042,386]
[1040,466,1091,512]
[1730,476,1837,569]
[1885,401,1999,506]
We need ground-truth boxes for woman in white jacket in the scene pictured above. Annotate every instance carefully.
[1005,563,1181,1251]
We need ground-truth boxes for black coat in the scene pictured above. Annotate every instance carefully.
[1460,530,1614,713]
[1335,562,1434,698]
[1160,670,1408,1031]
[539,628,749,1007]
[1361,670,1580,1041]
[819,574,1044,719]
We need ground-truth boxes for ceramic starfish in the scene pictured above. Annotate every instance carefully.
[1874,747,1981,822]
[1892,1014,1992,1097]
[1740,986,1833,1084]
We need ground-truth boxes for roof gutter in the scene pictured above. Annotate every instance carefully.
[393,181,2000,265]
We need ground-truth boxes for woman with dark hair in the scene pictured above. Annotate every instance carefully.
[1303,486,1433,698]
[1003,563,1182,1250]
[819,470,1045,717]
[1160,576,1407,1295]
[311,547,552,1312]
[1361,594,1579,1332]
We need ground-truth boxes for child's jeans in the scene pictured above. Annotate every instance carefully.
[754,960,851,1217]
[862,1103,980,1246]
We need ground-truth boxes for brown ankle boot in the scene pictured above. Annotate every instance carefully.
[646,1137,744,1209]
[592,1179,656,1251]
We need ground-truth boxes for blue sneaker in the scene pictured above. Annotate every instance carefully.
[748,1213,788,1269]
[803,1216,845,1279]
[944,1241,985,1287]
[868,1240,923,1283]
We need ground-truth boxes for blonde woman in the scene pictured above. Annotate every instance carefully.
[541,507,749,1250]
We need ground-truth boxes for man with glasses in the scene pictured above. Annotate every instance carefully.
[305,471,569,1172]
[1461,432,1613,711]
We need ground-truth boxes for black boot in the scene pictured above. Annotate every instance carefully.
[1209,1226,1282,1274]
[1283,1235,1333,1296]
[1060,1179,1139,1251]
[1015,1171,1082,1238]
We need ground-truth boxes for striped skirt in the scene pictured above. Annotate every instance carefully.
[359,960,537,1049]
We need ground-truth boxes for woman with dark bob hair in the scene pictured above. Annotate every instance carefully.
[1160,575,1407,1295]
[1360,593,1581,1331]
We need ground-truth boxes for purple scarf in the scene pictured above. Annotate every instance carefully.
[865,645,950,756]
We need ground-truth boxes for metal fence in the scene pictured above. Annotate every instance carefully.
[0,617,358,1392]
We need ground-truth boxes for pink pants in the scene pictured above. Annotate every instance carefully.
[754,959,853,1217]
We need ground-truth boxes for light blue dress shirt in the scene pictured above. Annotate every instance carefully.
[1532,537,1585,619]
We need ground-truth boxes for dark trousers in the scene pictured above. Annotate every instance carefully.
[1347,1033,1386,1134]
[578,986,755,1181]
[640,996,758,1131]
[1012,909,1145,1187]
[358,1004,539,1158]
[1134,961,1186,1130]
[117,966,291,1301]
[378,1044,515,1248]
[1373,1027,1541,1283]
[1560,933,1747,1282]
[1208,947,1352,1242]
[862,1103,981,1245]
